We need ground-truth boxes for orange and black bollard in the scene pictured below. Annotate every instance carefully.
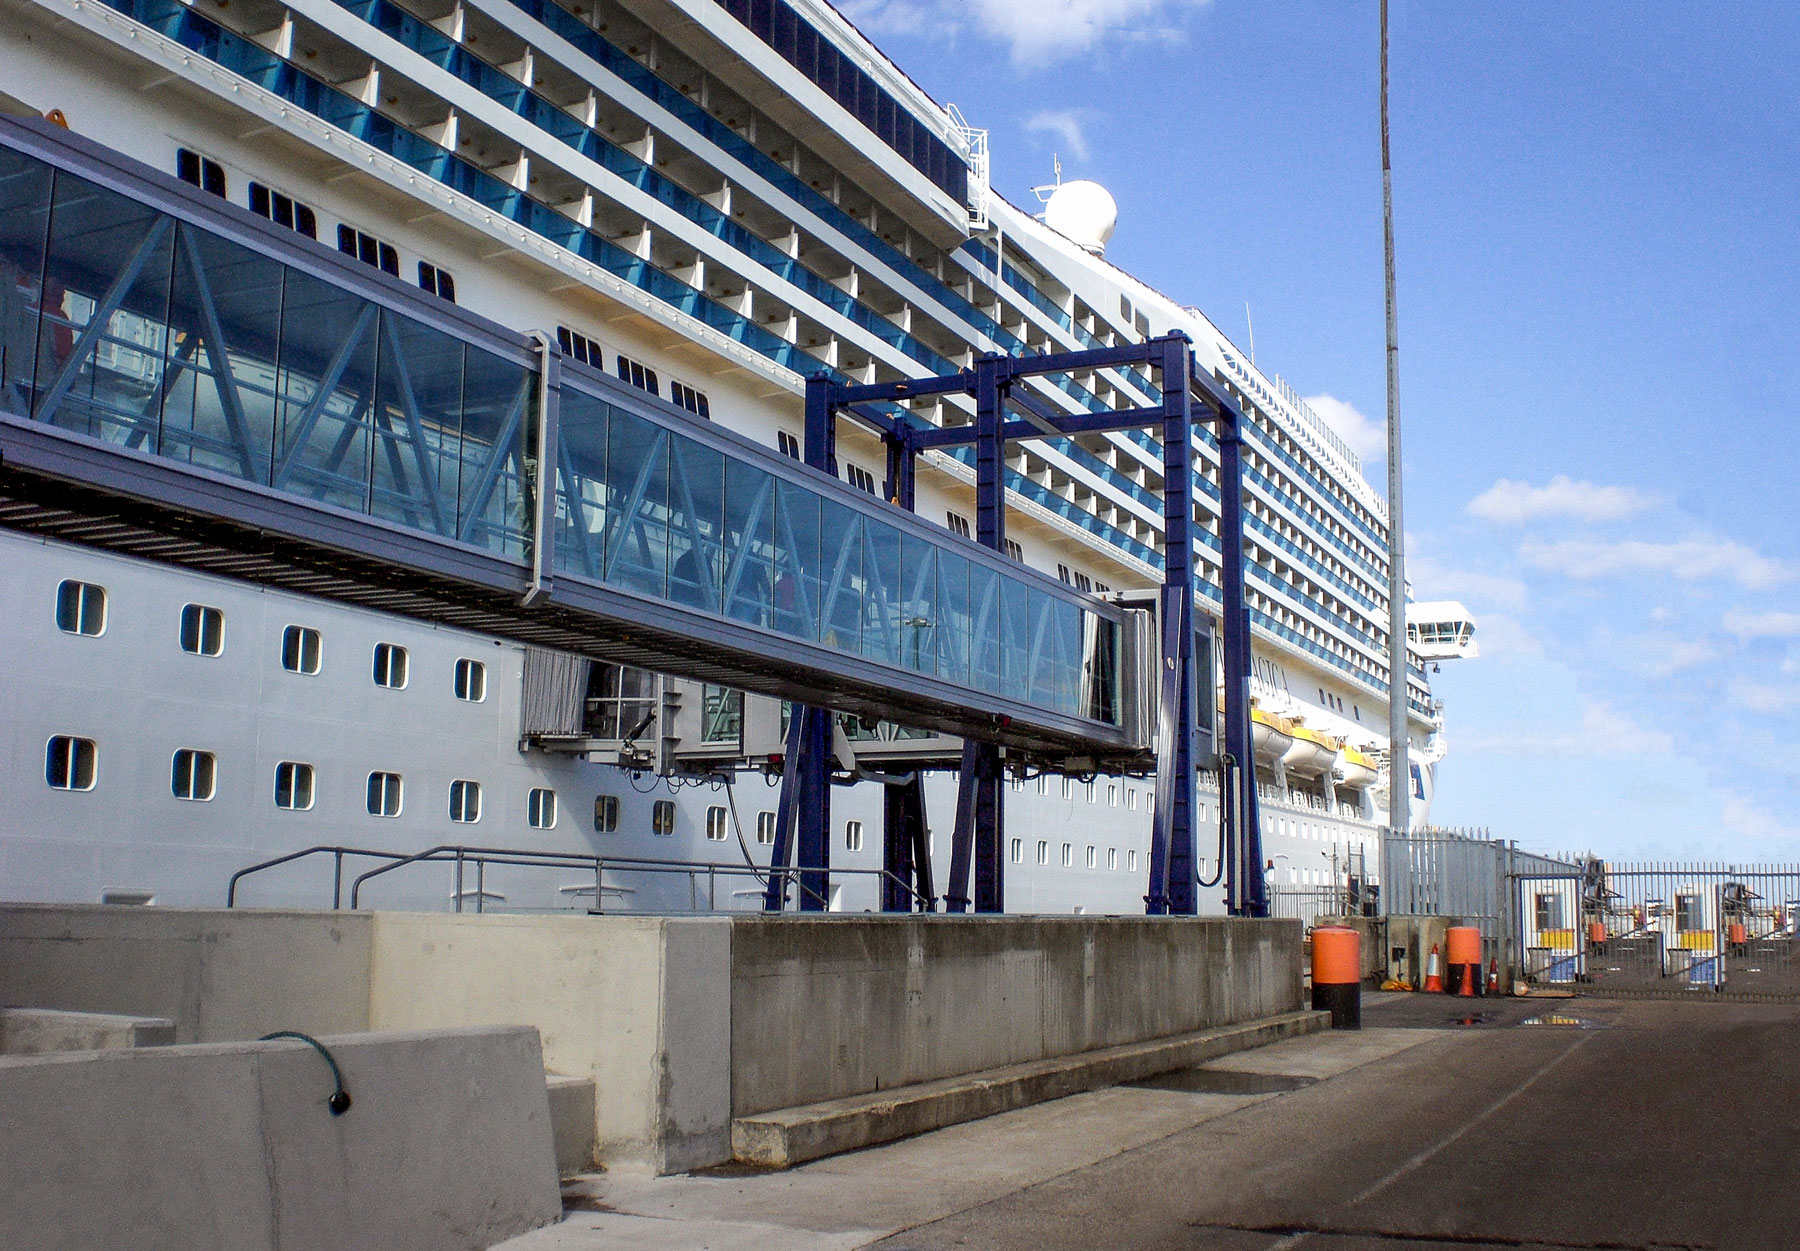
[1446,926,1482,998]
[1312,925,1361,1029]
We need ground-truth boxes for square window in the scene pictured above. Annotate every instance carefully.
[1107,847,1118,870]
[1085,845,1097,869]
[756,811,776,845]
[55,580,106,636]
[171,749,217,801]
[528,787,557,829]
[454,658,487,702]
[373,643,409,689]
[845,820,864,852]
[652,799,676,835]
[367,771,403,817]
[595,793,621,833]
[179,604,224,656]
[275,761,315,811]
[1009,837,1022,864]
[706,805,729,841]
[282,625,321,675]
[46,735,97,791]
[1061,843,1073,867]
[1036,840,1048,866]
[449,779,482,823]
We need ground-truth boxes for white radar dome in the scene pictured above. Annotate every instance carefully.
[1042,180,1117,256]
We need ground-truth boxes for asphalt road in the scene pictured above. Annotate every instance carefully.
[512,993,1800,1251]
[872,994,1798,1251]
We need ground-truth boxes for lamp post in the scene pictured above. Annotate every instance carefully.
[1380,0,1410,843]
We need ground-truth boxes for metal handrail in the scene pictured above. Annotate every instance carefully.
[227,842,932,914]
[227,845,415,908]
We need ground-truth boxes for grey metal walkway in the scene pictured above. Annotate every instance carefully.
[0,117,1137,763]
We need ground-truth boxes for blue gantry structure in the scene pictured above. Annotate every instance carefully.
[0,114,1266,918]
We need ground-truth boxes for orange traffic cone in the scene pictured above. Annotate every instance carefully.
[1423,944,1444,993]
[1487,958,1500,995]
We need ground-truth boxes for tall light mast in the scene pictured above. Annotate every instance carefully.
[1381,0,1410,839]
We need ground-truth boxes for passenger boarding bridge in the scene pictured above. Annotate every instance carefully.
[0,116,1267,917]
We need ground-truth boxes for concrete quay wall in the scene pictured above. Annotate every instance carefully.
[729,915,1300,1117]
[0,904,1304,1173]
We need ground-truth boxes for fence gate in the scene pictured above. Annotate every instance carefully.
[1572,862,1800,996]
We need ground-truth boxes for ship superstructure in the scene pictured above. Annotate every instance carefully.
[0,0,1465,914]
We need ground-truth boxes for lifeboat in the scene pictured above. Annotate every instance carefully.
[1249,707,1294,764]
[1335,745,1378,789]
[1280,724,1340,778]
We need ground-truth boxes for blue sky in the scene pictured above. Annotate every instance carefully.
[840,0,1800,859]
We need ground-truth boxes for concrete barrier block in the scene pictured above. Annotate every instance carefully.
[0,1007,175,1053]
[0,904,371,1042]
[0,1025,562,1251]
[547,1074,597,1177]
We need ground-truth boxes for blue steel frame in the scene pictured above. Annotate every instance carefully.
[799,341,1268,918]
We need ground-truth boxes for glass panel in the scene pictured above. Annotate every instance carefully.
[158,223,284,482]
[271,267,378,512]
[601,408,669,600]
[370,310,461,534]
[859,516,902,667]
[36,169,175,448]
[968,560,1001,695]
[1083,613,1119,725]
[998,575,1030,701]
[0,150,54,413]
[666,433,723,613]
[553,387,609,578]
[772,478,819,641]
[457,343,531,554]
[818,495,862,654]
[934,547,970,686]
[898,529,936,675]
[722,457,773,627]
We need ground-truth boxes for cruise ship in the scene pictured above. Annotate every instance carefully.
[0,0,1474,916]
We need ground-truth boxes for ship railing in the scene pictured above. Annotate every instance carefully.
[226,844,932,914]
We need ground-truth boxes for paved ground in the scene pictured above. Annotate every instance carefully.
[502,993,1800,1251]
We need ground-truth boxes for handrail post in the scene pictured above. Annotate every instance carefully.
[455,850,465,914]
[332,849,343,911]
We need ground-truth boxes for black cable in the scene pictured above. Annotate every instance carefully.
[1197,756,1232,889]
[260,1031,352,1115]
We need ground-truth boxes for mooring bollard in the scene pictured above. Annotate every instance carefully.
[1446,926,1482,998]
[1312,925,1361,1030]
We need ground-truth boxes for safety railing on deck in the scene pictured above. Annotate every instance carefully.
[226,843,931,914]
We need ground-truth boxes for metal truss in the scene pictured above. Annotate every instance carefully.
[771,340,1269,918]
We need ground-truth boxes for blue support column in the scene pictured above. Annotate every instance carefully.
[794,707,833,911]
[968,355,1007,913]
[762,714,804,911]
[1149,339,1198,915]
[1218,404,1268,917]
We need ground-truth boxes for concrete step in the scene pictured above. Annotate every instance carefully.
[731,1009,1330,1168]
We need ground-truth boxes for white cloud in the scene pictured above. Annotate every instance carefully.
[971,0,1210,64]
[1520,536,1791,591]
[1024,110,1092,161]
[1624,636,1715,678]
[1728,678,1800,715]
[1720,795,1800,847]
[1406,553,1527,614]
[1578,701,1675,757]
[1302,394,1385,470]
[839,0,1210,66]
[1724,608,1800,640]
[1466,475,1655,525]
[1458,700,1672,759]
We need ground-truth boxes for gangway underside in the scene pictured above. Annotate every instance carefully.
[0,114,1268,917]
